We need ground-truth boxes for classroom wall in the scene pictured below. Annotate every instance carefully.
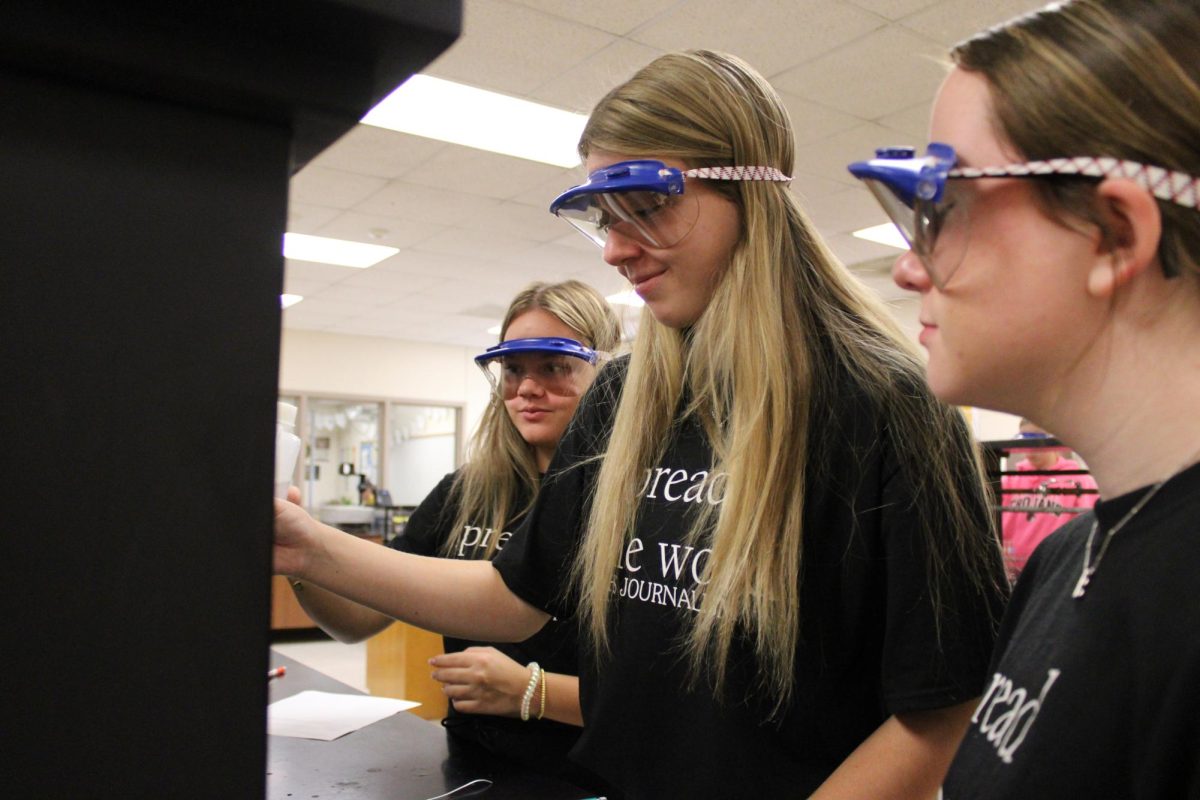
[278,327,491,447]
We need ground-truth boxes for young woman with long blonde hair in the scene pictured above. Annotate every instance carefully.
[284,279,619,785]
[276,51,1008,799]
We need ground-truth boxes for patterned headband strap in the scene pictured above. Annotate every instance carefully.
[950,157,1200,209]
[684,165,792,182]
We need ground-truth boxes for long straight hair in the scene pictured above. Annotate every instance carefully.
[573,51,1003,712]
[441,280,621,559]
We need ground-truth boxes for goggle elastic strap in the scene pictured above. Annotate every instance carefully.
[950,157,1200,209]
[683,165,792,183]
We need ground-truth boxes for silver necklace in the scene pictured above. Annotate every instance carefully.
[1071,480,1167,599]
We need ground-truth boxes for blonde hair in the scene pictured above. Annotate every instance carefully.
[442,280,621,559]
[574,51,1002,712]
[953,0,1200,281]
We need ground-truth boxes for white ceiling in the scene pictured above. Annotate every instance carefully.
[283,0,1046,348]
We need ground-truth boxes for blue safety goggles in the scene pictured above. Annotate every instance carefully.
[847,144,960,284]
[550,159,791,249]
[474,337,610,399]
[849,142,1200,288]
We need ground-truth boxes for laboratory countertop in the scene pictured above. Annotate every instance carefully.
[267,650,595,800]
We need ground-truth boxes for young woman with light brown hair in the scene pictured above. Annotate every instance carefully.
[852,1,1200,795]
[276,51,1008,799]
[284,279,619,786]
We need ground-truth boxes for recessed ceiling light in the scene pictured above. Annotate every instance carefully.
[362,75,587,168]
[607,290,645,307]
[486,324,502,336]
[283,233,399,268]
[851,223,908,251]
[281,293,304,309]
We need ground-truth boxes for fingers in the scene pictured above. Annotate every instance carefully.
[429,646,499,668]
[430,666,476,686]
[287,485,301,504]
[429,652,471,669]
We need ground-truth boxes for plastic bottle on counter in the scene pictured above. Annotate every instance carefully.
[274,402,302,499]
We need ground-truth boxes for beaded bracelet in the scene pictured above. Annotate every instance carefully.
[520,662,540,722]
[538,668,547,720]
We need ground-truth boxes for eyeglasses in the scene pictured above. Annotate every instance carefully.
[474,337,610,399]
[549,159,791,249]
[848,143,1200,289]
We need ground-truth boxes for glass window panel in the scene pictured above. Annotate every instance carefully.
[386,403,459,507]
[305,400,381,529]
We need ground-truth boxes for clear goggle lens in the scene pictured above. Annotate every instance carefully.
[861,177,971,289]
[478,352,599,399]
[555,188,700,249]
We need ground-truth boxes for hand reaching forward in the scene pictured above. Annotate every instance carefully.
[273,485,320,577]
[429,646,531,718]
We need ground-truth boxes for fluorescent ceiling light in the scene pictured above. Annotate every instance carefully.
[486,324,502,336]
[852,223,909,251]
[283,233,398,268]
[280,293,304,309]
[607,290,645,308]
[362,75,587,168]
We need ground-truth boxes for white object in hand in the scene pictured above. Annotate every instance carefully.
[274,401,302,499]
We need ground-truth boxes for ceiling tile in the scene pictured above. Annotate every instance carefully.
[282,275,338,296]
[412,226,542,262]
[314,211,446,250]
[333,267,446,294]
[307,127,447,180]
[629,0,885,78]
[281,306,355,331]
[310,284,412,308]
[506,167,589,210]
[528,38,665,112]
[399,144,573,201]
[471,201,573,243]
[396,290,493,316]
[282,297,358,323]
[843,0,941,20]
[325,314,441,339]
[788,173,856,207]
[779,91,863,146]
[289,166,388,209]
[793,120,918,186]
[286,202,342,233]
[507,0,681,36]
[283,259,362,287]
[355,181,503,227]
[423,0,617,96]
[899,0,1047,46]
[493,240,605,275]
[379,250,520,283]
[803,185,892,236]
[772,25,947,119]
[876,100,934,142]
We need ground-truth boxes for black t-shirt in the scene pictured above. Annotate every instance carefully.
[494,358,1007,798]
[391,471,581,777]
[945,460,1200,799]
